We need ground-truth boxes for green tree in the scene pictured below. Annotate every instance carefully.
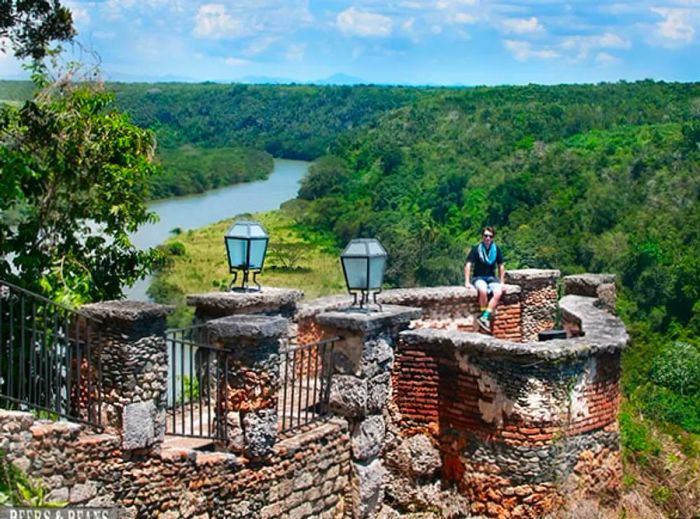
[0,0,75,59]
[0,77,162,304]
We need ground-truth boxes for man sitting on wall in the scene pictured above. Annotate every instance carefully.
[464,226,505,333]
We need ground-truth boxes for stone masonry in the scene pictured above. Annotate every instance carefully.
[80,300,171,449]
[205,314,287,458]
[388,274,627,518]
[0,410,351,518]
[187,287,304,321]
[0,270,625,518]
[314,305,420,519]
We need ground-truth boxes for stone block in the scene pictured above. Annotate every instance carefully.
[188,288,304,320]
[351,415,385,461]
[506,269,560,288]
[401,434,441,478]
[207,315,288,341]
[122,400,157,450]
[563,274,616,298]
[329,375,367,418]
[595,283,617,314]
[317,305,422,336]
[69,481,98,503]
[242,408,277,459]
[366,373,390,413]
[352,459,386,519]
[361,338,393,378]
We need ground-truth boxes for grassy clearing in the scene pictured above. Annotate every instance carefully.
[620,402,700,518]
[148,205,346,326]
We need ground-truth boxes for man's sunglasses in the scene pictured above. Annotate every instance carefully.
[483,234,493,238]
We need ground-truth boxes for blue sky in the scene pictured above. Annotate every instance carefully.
[2,0,700,85]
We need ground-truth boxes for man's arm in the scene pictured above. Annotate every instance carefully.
[465,262,473,287]
[499,263,505,285]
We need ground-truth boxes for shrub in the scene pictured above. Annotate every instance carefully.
[651,341,700,396]
[167,242,187,257]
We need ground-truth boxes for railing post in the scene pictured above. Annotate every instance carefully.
[205,314,287,459]
[80,301,171,451]
[314,305,421,519]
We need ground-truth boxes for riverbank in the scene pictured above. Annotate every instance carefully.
[148,205,346,327]
[125,158,310,300]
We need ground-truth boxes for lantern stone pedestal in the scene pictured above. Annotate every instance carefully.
[315,305,421,519]
[205,314,287,459]
[80,300,171,450]
[187,287,304,322]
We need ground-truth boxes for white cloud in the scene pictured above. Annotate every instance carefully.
[562,32,630,51]
[501,17,543,34]
[503,40,558,61]
[652,8,695,46]
[286,43,306,62]
[595,52,620,65]
[65,1,91,25]
[193,4,248,40]
[337,7,393,37]
[225,56,250,66]
[244,36,278,57]
[449,12,477,25]
[402,17,416,31]
[560,32,631,61]
[435,0,477,9]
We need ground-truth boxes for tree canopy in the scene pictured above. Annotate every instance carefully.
[0,80,162,304]
[0,0,74,59]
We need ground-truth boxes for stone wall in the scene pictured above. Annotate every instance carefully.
[0,271,624,518]
[296,285,524,346]
[0,410,351,518]
[387,288,628,518]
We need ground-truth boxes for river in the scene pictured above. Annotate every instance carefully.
[124,158,309,301]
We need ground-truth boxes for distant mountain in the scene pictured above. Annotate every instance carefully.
[239,75,296,85]
[313,73,368,85]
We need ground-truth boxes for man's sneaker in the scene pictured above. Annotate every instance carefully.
[477,314,491,333]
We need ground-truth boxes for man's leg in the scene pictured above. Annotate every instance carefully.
[487,283,502,312]
[474,279,489,309]
[474,279,492,332]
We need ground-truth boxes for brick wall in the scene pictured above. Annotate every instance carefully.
[0,410,351,518]
[389,291,627,518]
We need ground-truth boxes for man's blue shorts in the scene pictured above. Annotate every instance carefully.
[473,276,502,295]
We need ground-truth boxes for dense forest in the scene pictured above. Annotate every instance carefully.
[0,80,425,198]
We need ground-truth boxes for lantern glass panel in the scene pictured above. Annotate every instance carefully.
[343,257,369,289]
[248,239,267,269]
[368,256,386,289]
[226,237,248,269]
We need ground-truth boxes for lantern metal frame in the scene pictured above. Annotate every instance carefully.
[224,220,269,292]
[340,238,387,312]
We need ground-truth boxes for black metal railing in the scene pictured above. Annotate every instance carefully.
[165,324,232,440]
[0,280,103,429]
[278,336,338,435]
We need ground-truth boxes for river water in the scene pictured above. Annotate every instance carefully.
[124,158,309,301]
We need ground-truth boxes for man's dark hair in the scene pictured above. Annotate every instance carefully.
[483,226,495,236]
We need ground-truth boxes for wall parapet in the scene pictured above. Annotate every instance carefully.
[389,284,628,518]
[0,409,351,517]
